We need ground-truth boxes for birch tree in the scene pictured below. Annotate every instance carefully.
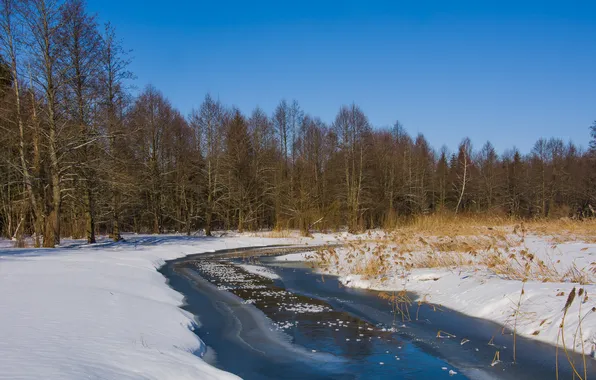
[454,138,472,214]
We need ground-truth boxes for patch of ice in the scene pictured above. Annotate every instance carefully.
[281,303,332,313]
[236,264,280,280]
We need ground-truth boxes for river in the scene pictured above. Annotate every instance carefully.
[159,246,595,379]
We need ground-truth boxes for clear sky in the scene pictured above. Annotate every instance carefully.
[86,0,596,154]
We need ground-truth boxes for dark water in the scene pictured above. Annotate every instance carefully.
[160,247,595,380]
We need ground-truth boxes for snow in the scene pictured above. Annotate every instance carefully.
[299,234,596,356]
[0,238,14,248]
[3,230,594,378]
[0,234,317,380]
[236,263,280,280]
[271,251,317,262]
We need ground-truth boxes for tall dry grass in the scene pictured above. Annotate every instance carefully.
[393,213,515,236]
[391,213,596,242]
[312,215,595,284]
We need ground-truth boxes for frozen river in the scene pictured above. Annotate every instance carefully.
[160,246,595,379]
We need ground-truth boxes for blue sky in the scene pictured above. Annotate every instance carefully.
[86,0,596,154]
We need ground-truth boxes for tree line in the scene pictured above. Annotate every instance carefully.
[0,0,595,247]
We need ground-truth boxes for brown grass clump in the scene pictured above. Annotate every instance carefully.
[480,248,559,282]
[356,256,386,279]
[379,290,412,322]
[266,229,293,238]
[313,246,340,269]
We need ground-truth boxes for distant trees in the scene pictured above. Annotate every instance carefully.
[588,121,596,214]
[477,141,499,211]
[0,0,594,244]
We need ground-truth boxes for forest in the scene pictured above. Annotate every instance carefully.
[0,0,595,247]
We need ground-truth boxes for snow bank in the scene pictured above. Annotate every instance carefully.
[0,234,310,380]
[0,238,14,248]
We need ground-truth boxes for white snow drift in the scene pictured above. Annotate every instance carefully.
[0,235,324,380]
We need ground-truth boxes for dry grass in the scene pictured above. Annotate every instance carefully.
[267,229,294,238]
[312,215,596,285]
[556,287,594,380]
[379,290,413,322]
[248,229,297,239]
[523,218,596,243]
[392,214,596,242]
[355,256,386,279]
[394,213,515,236]
[410,250,473,268]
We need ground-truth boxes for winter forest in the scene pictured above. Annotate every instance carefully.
[0,0,595,247]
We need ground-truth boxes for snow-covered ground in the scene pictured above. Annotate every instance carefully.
[307,233,596,356]
[271,251,316,262]
[2,229,594,378]
[0,234,335,380]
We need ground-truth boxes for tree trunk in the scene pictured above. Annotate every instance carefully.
[455,150,468,214]
[48,106,61,246]
[84,186,95,243]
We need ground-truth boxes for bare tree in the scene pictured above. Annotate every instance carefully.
[189,94,224,236]
[223,109,253,231]
[99,22,132,241]
[477,141,499,211]
[0,0,46,245]
[333,104,369,232]
[247,106,276,228]
[24,0,67,247]
[435,146,449,211]
[454,138,472,214]
[59,0,102,242]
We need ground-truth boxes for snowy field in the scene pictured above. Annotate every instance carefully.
[299,232,596,356]
[0,234,334,380]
